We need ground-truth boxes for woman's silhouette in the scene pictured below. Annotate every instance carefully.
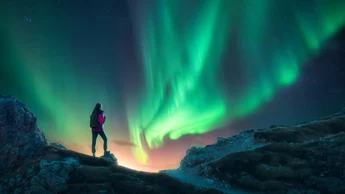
[90,103,108,157]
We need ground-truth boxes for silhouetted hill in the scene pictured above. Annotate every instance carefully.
[0,96,221,194]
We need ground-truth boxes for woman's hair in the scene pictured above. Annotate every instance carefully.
[92,103,103,115]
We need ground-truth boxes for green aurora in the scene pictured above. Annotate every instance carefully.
[128,0,345,163]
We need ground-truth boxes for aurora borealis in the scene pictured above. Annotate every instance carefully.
[1,0,345,171]
[127,0,345,163]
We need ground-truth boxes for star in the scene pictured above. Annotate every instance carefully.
[24,16,32,23]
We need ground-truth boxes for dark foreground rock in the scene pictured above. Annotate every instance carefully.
[0,96,221,194]
[101,151,118,165]
[0,145,222,194]
[180,108,345,194]
[0,95,48,175]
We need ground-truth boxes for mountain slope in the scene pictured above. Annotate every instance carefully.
[165,108,345,194]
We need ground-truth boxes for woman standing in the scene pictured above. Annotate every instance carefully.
[90,103,108,157]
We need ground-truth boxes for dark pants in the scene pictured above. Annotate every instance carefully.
[91,131,108,154]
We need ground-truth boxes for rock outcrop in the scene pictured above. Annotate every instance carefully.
[179,128,264,173]
[0,95,48,175]
[100,151,118,165]
[179,108,345,194]
[1,157,81,194]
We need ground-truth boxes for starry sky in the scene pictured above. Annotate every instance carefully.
[1,0,345,172]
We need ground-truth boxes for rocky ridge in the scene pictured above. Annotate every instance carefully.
[176,107,345,194]
[1,95,345,193]
[0,96,220,194]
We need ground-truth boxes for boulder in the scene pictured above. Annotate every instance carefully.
[0,95,47,175]
[100,151,118,165]
[28,158,81,193]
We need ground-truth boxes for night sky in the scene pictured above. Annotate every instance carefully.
[1,0,345,172]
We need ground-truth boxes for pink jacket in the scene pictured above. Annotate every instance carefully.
[92,113,106,131]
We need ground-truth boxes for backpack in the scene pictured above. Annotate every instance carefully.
[90,113,100,128]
